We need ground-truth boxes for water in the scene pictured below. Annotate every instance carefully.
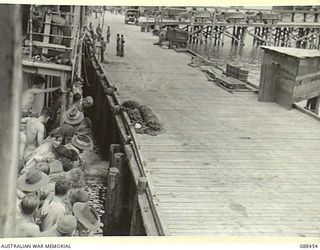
[187,13,319,87]
[189,38,263,86]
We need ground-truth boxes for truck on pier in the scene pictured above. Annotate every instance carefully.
[255,11,282,24]
[162,7,189,21]
[217,10,246,23]
[125,9,140,24]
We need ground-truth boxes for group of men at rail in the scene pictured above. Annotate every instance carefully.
[17,71,103,237]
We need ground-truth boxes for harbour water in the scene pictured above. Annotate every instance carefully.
[187,13,318,87]
[189,38,263,87]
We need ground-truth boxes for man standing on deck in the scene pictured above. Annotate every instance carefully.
[23,108,51,160]
[116,34,120,56]
[96,23,102,40]
[21,75,59,117]
[120,34,125,57]
[106,26,111,43]
[100,37,107,63]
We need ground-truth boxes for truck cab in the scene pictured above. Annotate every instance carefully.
[125,9,140,24]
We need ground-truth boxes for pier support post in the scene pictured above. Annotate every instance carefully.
[221,26,225,46]
[113,152,127,220]
[190,15,195,44]
[315,97,320,115]
[240,27,247,46]
[104,167,120,235]
[104,151,127,235]
[232,26,236,45]
[303,13,307,22]
[109,144,123,166]
[210,20,214,44]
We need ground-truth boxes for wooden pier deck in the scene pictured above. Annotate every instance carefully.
[102,13,320,237]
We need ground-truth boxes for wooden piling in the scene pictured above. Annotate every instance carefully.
[190,16,195,44]
[265,27,270,45]
[303,13,307,22]
[281,28,286,46]
[221,26,225,46]
[104,167,120,234]
[210,22,214,44]
[0,5,21,238]
[205,26,209,44]
[232,26,236,45]
[214,26,218,45]
[113,152,127,220]
[129,177,147,235]
[236,26,241,46]
[104,150,127,235]
[288,28,293,47]
[260,27,264,44]
[109,144,123,166]
[240,27,247,46]
[314,97,320,115]
[253,27,257,45]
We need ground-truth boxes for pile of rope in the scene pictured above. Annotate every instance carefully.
[122,100,165,136]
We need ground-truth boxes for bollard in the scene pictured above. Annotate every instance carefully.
[104,167,120,234]
[108,144,123,167]
[113,105,121,114]
[107,167,119,190]
[112,152,127,222]
[106,87,114,95]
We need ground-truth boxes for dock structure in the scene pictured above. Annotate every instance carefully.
[259,47,320,110]
[138,8,320,49]
[104,13,320,236]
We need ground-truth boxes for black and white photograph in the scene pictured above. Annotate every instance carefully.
[1,3,320,242]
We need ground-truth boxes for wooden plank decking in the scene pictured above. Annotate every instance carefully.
[102,13,320,237]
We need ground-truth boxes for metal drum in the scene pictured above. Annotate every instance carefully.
[238,68,249,82]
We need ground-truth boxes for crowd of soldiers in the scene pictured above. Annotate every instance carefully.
[116,34,125,57]
[88,22,110,63]
[17,72,103,237]
[89,12,125,61]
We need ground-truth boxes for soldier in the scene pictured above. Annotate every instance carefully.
[120,34,125,57]
[116,34,120,56]
[159,28,166,47]
[88,22,93,32]
[100,37,107,63]
[96,23,102,40]
[106,26,111,43]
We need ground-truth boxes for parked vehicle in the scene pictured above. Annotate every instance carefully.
[162,7,189,20]
[217,10,246,23]
[166,28,188,48]
[255,11,282,24]
[125,9,140,24]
